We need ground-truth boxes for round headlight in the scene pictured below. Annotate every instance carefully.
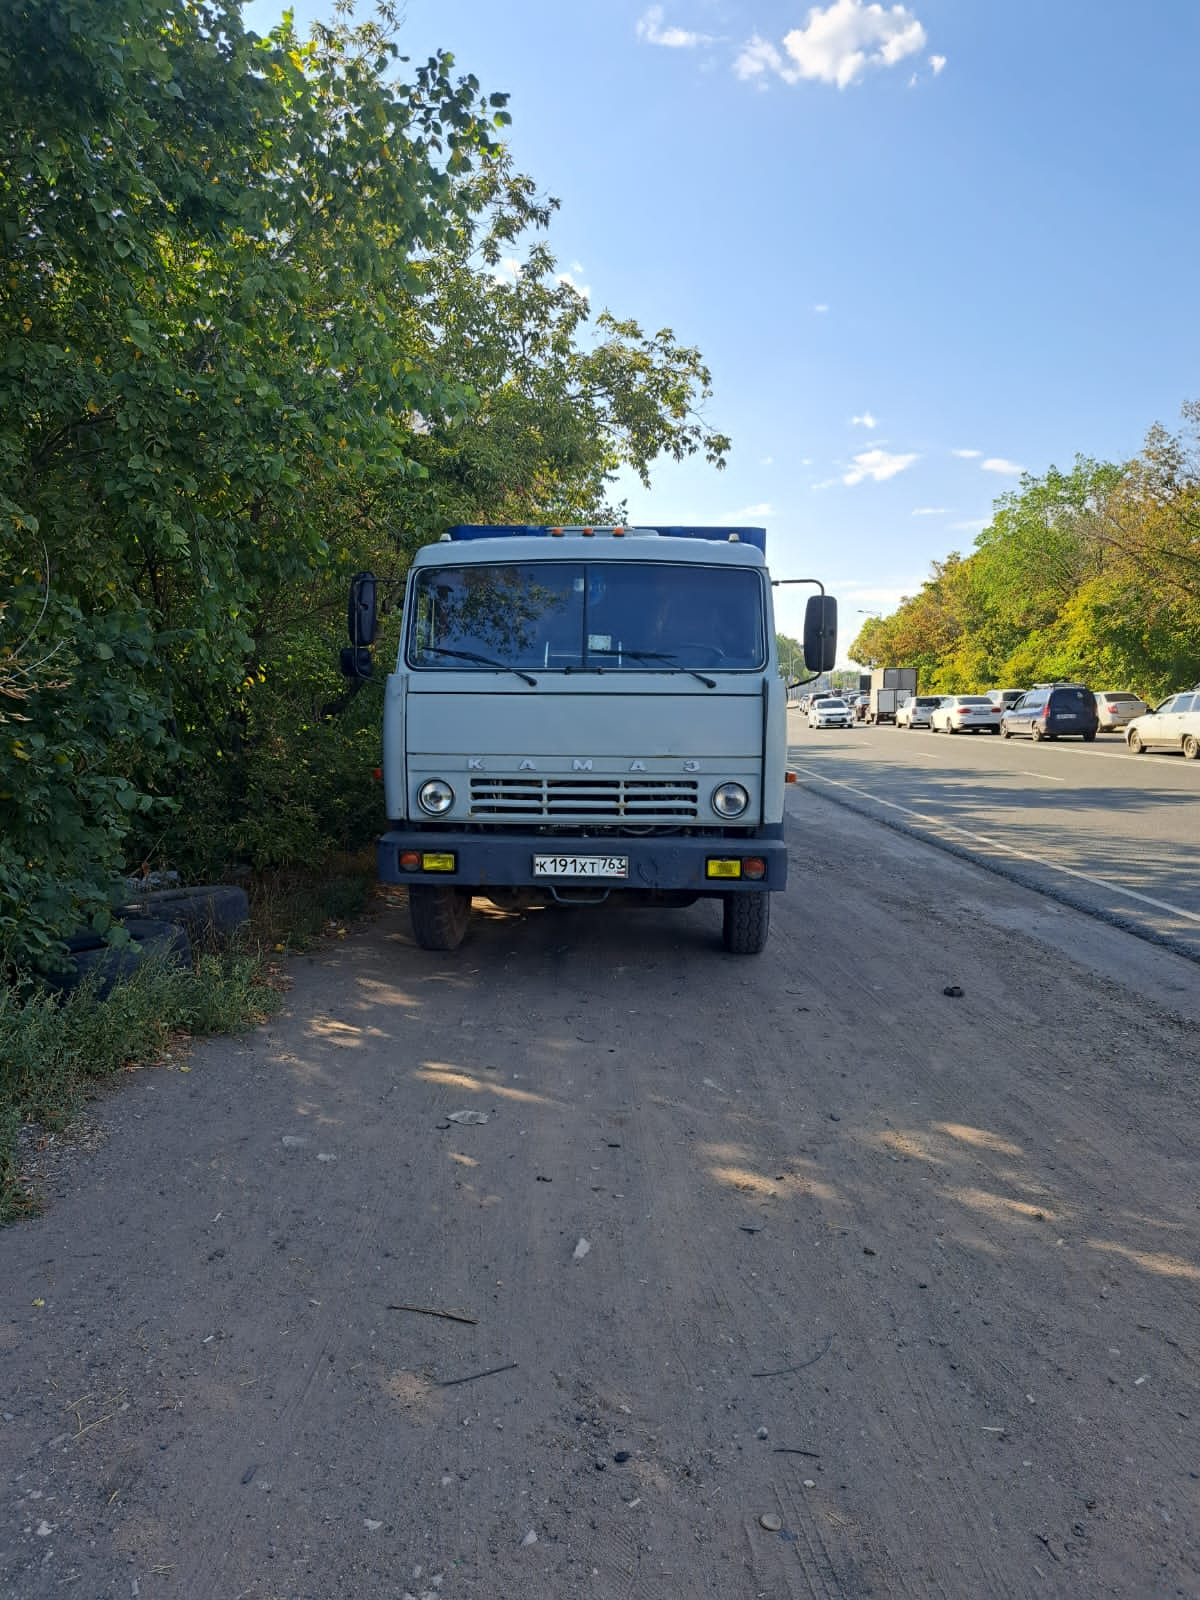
[417,778,455,816]
[711,782,749,818]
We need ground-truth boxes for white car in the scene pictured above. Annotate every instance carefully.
[929,695,1002,734]
[1125,691,1200,759]
[896,694,946,729]
[808,696,852,729]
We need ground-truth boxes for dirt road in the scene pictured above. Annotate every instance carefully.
[2,792,1198,1599]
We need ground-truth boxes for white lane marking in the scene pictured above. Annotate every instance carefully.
[1020,770,1066,783]
[791,763,1200,925]
[906,730,1195,772]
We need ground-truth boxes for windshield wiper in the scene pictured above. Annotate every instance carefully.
[615,649,716,689]
[420,646,537,687]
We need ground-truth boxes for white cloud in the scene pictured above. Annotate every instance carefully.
[737,0,928,91]
[950,519,988,532]
[811,302,830,313]
[569,259,585,275]
[637,5,713,48]
[843,447,919,485]
[557,271,591,300]
[760,455,774,465]
[733,34,786,79]
[951,447,981,458]
[851,411,878,429]
[724,501,775,519]
[929,53,946,74]
[910,506,948,516]
[981,456,1024,475]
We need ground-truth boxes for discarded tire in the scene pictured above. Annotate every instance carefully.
[118,885,249,951]
[47,918,193,1000]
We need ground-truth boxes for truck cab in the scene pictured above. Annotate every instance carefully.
[346,525,835,953]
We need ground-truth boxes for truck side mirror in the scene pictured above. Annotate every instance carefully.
[348,571,378,647]
[340,571,378,679]
[339,645,373,680]
[803,595,838,672]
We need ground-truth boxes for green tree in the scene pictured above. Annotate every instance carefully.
[0,0,506,967]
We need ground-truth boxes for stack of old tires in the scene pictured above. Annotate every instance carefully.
[50,884,250,999]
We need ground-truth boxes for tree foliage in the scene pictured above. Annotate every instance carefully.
[847,421,1200,699]
[0,1,732,972]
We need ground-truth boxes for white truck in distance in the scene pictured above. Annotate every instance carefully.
[341,524,837,955]
[868,666,918,725]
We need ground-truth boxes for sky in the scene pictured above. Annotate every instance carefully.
[242,0,1200,655]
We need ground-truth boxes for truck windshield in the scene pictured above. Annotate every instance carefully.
[408,561,765,673]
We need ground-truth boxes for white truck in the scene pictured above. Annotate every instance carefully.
[341,524,836,954]
[868,666,918,725]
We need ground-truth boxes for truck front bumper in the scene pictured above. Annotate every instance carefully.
[378,828,787,894]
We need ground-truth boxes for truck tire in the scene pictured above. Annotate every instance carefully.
[409,885,472,951]
[722,891,769,955]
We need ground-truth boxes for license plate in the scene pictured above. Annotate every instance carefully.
[1059,713,1077,721]
[532,854,629,878]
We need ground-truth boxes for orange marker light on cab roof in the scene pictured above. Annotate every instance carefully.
[612,526,625,537]
[581,526,594,537]
[550,526,565,537]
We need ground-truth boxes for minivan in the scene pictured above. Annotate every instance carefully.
[1000,684,1098,742]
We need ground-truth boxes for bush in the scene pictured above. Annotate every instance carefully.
[0,947,279,1222]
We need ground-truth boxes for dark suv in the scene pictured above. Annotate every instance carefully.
[1000,683,1098,742]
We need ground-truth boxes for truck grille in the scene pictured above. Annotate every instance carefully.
[469,776,699,820]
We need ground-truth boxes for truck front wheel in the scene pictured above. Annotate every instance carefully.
[722,891,770,955]
[408,885,472,951]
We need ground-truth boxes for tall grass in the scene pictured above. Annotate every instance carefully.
[1,852,379,1223]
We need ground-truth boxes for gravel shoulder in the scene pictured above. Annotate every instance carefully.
[2,795,1198,1599]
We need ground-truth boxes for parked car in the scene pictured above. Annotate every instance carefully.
[1125,691,1200,759]
[896,694,946,729]
[808,696,852,729]
[1095,691,1149,730]
[987,688,1026,713]
[1001,684,1098,742]
[929,695,1001,734]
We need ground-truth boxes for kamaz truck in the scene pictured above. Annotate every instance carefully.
[341,525,836,954]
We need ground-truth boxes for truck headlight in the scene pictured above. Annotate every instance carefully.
[711,782,749,818]
[417,778,455,816]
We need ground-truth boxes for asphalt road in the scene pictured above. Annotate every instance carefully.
[2,797,1199,1600]
[788,711,1200,963]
